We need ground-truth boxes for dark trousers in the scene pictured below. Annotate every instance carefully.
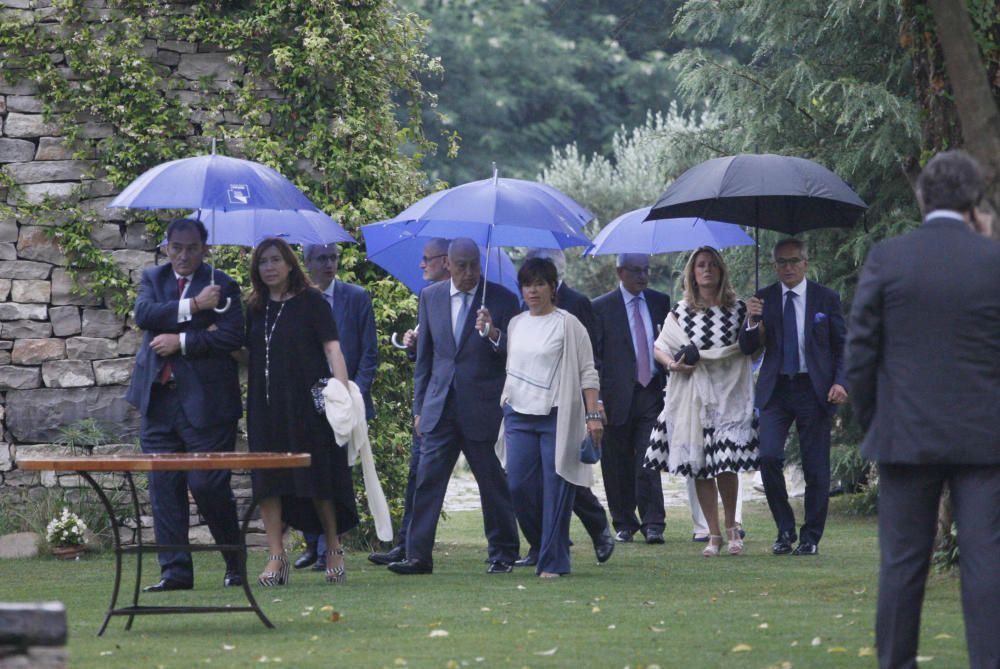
[758,374,831,545]
[504,406,576,574]
[406,395,520,565]
[601,383,665,537]
[140,384,240,585]
[524,487,608,561]
[397,431,423,551]
[876,464,1000,669]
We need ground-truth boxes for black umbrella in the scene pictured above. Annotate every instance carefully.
[645,153,868,286]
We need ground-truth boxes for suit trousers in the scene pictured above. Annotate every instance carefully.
[503,406,576,575]
[140,384,241,584]
[758,374,831,545]
[397,431,423,550]
[601,382,666,536]
[407,394,520,565]
[876,464,1000,669]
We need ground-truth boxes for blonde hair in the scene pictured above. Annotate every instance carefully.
[682,246,736,310]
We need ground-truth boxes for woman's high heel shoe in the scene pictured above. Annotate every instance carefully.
[258,553,289,587]
[702,535,722,557]
[326,548,346,584]
[726,527,744,556]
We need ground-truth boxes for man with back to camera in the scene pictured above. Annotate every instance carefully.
[592,254,669,544]
[293,242,378,572]
[126,218,243,592]
[740,238,847,556]
[847,150,1000,669]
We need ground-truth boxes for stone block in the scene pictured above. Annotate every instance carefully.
[50,268,101,305]
[177,52,239,81]
[87,179,116,197]
[0,602,66,645]
[3,160,95,184]
[49,306,80,337]
[0,242,15,260]
[116,328,141,355]
[35,136,95,161]
[0,219,18,242]
[124,221,156,250]
[0,366,42,390]
[11,339,65,364]
[1,320,52,339]
[2,113,61,138]
[93,357,133,385]
[155,49,181,66]
[0,75,38,96]
[12,182,79,205]
[0,351,9,364]
[0,533,40,559]
[10,279,51,303]
[65,336,116,360]
[0,138,35,163]
[79,196,123,222]
[0,260,51,280]
[0,443,11,472]
[5,386,140,442]
[81,309,124,337]
[76,121,113,139]
[42,360,95,388]
[4,95,43,113]
[90,223,123,248]
[16,226,67,265]
[0,302,47,319]
[158,39,198,53]
[111,249,155,272]
[0,278,10,300]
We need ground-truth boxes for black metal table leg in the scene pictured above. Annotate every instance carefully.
[124,472,143,631]
[238,492,273,629]
[78,471,122,637]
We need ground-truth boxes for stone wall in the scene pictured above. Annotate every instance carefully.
[0,0,261,544]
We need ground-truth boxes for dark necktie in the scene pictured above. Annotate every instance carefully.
[632,296,652,386]
[158,277,187,384]
[782,291,800,376]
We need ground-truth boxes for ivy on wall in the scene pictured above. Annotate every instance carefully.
[0,0,447,544]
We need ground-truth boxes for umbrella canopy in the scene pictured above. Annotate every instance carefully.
[583,207,755,256]
[361,221,518,295]
[646,154,868,234]
[198,208,355,247]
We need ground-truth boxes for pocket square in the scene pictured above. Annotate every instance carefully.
[813,312,827,324]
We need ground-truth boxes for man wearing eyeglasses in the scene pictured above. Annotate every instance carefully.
[293,242,379,571]
[592,254,669,544]
[740,238,847,557]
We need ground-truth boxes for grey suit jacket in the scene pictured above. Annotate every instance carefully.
[847,217,1000,464]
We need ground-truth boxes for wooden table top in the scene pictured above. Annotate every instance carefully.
[17,452,311,472]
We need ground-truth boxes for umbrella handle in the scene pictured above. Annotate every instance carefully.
[209,265,232,313]
[479,231,493,338]
[390,332,408,350]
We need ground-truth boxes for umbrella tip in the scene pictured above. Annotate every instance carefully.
[492,162,498,184]
[211,137,217,155]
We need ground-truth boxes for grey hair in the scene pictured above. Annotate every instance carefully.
[525,248,566,281]
[772,238,808,262]
[423,237,450,255]
[616,253,649,268]
[916,150,984,213]
[303,243,339,261]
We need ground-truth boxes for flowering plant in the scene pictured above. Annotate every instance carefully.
[46,507,88,547]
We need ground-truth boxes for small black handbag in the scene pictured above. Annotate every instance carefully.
[673,343,700,366]
[579,432,601,464]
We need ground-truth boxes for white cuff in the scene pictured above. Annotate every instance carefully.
[180,333,187,355]
[178,298,193,323]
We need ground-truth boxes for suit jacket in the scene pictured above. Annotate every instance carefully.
[739,280,846,414]
[126,262,243,429]
[847,217,1000,464]
[413,278,519,441]
[591,287,670,426]
[557,282,597,349]
[331,280,379,420]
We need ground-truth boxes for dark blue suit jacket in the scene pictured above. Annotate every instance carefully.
[330,280,378,420]
[739,280,846,414]
[126,262,243,429]
[591,287,670,426]
[413,278,519,442]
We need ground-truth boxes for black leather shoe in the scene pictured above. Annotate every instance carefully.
[772,531,797,555]
[142,578,193,593]
[792,541,818,556]
[739,526,747,540]
[368,545,406,566]
[387,558,433,575]
[223,572,243,588]
[514,555,538,567]
[486,560,514,574]
[614,530,634,543]
[645,530,665,545]
[593,529,615,563]
[311,555,327,572]
[293,546,318,569]
[692,533,710,542]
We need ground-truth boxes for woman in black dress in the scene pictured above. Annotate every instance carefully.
[246,238,358,586]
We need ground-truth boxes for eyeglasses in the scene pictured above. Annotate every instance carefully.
[774,257,804,267]
[312,254,339,264]
[621,266,649,275]
[421,254,447,264]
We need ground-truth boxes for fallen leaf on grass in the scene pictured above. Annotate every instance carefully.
[859,647,875,657]
[222,644,235,651]
[758,623,769,629]
[607,624,616,630]
[827,647,847,653]
[641,600,656,607]
[271,598,282,603]
[100,651,113,656]
[811,637,822,646]
[480,607,491,612]
[916,656,934,663]
[393,659,407,666]
[649,626,665,633]
[933,633,953,640]
[516,585,527,591]
[319,605,334,612]
[429,629,449,638]
[309,636,319,642]
[731,644,752,653]
[853,586,867,595]
[327,611,341,623]
[790,641,798,647]
[534,647,558,656]
[591,606,600,613]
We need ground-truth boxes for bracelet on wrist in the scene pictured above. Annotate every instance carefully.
[585,411,602,422]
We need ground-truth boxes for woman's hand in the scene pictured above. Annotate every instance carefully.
[586,418,603,450]
[667,359,696,374]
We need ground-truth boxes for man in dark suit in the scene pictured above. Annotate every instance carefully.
[369,238,450,566]
[516,248,614,565]
[294,243,379,571]
[126,218,243,592]
[388,238,520,574]
[592,254,669,544]
[740,238,847,556]
[847,150,1000,669]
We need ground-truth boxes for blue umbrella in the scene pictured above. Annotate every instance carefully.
[361,221,519,295]
[583,207,755,256]
[198,208,355,247]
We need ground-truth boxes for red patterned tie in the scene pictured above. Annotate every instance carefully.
[157,277,187,384]
[632,296,652,387]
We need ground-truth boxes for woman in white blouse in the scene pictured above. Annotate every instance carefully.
[489,257,603,577]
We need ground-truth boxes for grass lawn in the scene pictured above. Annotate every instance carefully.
[3,500,968,668]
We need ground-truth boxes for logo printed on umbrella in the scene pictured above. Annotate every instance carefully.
[227,184,250,204]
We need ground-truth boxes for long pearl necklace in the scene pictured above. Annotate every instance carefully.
[263,294,287,405]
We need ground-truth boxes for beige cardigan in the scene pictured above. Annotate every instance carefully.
[496,308,600,487]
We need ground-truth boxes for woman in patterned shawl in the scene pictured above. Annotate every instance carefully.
[644,246,759,556]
